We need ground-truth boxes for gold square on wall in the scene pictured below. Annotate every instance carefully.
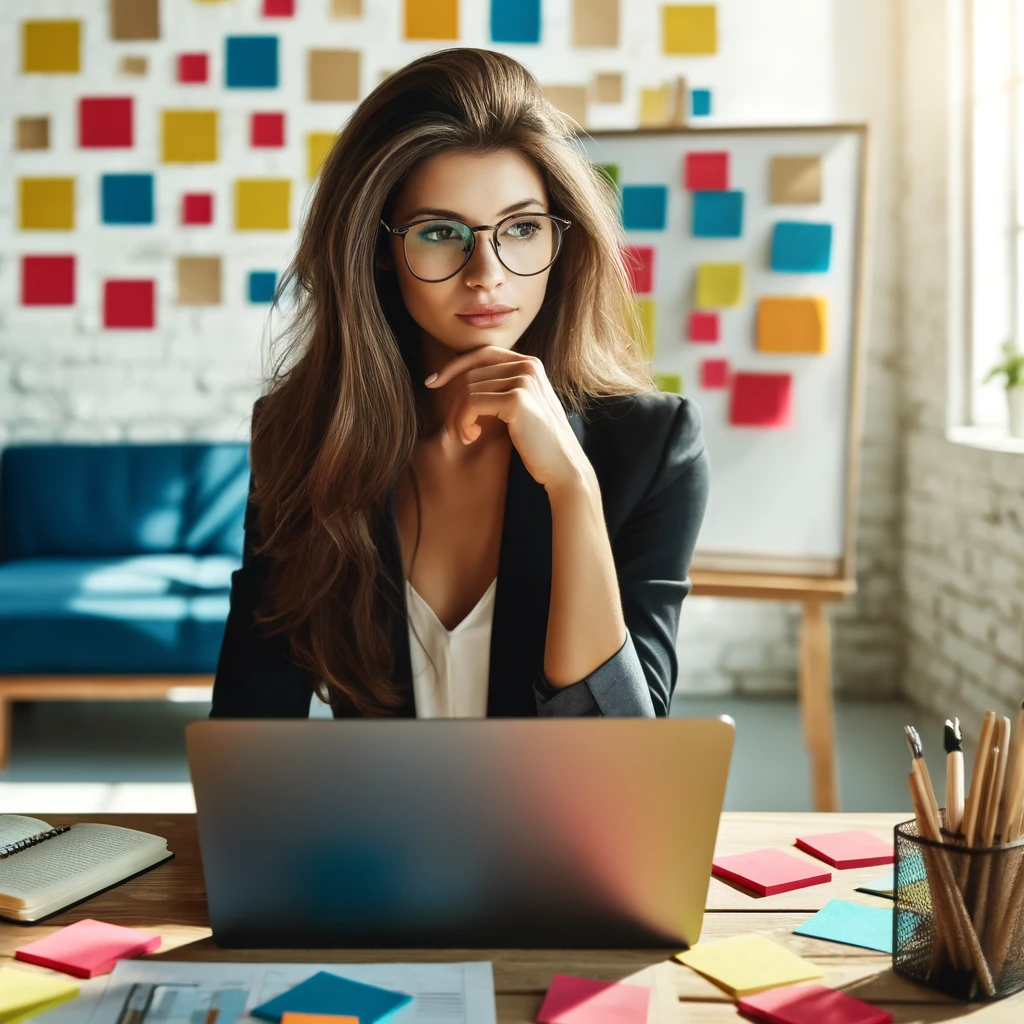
[111,0,160,40]
[309,49,361,102]
[235,179,291,230]
[19,178,75,230]
[542,85,588,128]
[770,156,823,204]
[592,73,623,104]
[16,117,50,150]
[573,0,618,47]
[332,0,363,14]
[120,56,148,76]
[22,20,80,72]
[177,256,222,305]
[162,110,218,163]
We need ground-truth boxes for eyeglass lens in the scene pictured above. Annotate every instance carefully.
[402,216,562,281]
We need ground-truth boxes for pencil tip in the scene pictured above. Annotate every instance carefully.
[944,718,963,753]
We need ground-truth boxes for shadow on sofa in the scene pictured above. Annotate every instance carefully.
[0,441,250,770]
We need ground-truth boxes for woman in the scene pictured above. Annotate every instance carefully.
[210,47,710,720]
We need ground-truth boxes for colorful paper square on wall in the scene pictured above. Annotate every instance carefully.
[691,88,712,116]
[79,98,133,147]
[263,0,296,15]
[594,163,620,190]
[22,20,80,72]
[757,297,828,354]
[692,191,743,237]
[104,280,155,328]
[251,113,285,147]
[405,0,459,39]
[101,173,154,224]
[688,311,719,342]
[771,156,822,204]
[621,185,668,230]
[663,4,717,55]
[120,56,148,76]
[308,50,361,101]
[730,372,793,428]
[182,194,214,225]
[696,263,743,307]
[307,132,336,179]
[178,54,209,83]
[701,358,729,389]
[21,256,75,305]
[162,110,218,162]
[19,178,75,230]
[771,222,832,272]
[16,117,50,151]
[226,36,279,87]
[177,256,222,304]
[655,372,682,394]
[622,245,655,293]
[235,179,291,229]
[491,0,540,42]
[111,0,160,41]
[573,0,619,47]
[249,271,278,302]
[684,152,728,191]
[633,298,656,357]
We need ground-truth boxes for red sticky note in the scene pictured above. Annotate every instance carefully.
[178,54,209,84]
[730,373,793,429]
[712,848,831,896]
[621,244,654,293]
[701,358,729,389]
[688,311,719,342]
[795,831,894,870]
[104,280,155,329]
[79,97,133,148]
[263,0,296,13]
[251,112,285,147]
[182,193,214,225]
[684,151,729,191]
[21,255,75,306]
[15,919,161,979]
[537,974,650,1023]
[738,982,893,1024]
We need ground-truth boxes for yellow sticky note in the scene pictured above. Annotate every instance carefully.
[663,4,717,55]
[404,0,458,39]
[0,966,79,1024]
[236,179,291,230]
[696,263,743,308]
[308,132,336,180]
[639,85,670,126]
[22,20,80,73]
[757,297,828,354]
[161,110,218,163]
[675,934,824,997]
[634,298,656,358]
[19,177,74,230]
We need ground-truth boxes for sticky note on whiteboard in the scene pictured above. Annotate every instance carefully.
[235,179,291,229]
[771,221,832,272]
[696,263,743,307]
[757,297,828,354]
[622,245,655,293]
[692,190,743,238]
[634,298,656,357]
[730,373,793,429]
[771,155,823,204]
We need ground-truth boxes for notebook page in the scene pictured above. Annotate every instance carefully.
[0,824,165,903]
[0,814,55,846]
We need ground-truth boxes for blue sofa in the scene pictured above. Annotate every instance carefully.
[0,442,250,766]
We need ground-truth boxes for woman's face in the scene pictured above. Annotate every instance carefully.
[384,148,556,353]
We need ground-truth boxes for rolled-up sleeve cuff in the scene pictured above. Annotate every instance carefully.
[532,631,657,717]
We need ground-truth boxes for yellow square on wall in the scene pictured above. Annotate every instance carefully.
[308,132,336,180]
[757,296,828,354]
[404,0,458,39]
[236,179,291,230]
[22,20,80,73]
[696,263,743,307]
[634,298,656,358]
[663,5,717,55]
[162,110,218,163]
[19,177,75,229]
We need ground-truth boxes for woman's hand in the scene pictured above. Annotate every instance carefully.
[425,344,595,496]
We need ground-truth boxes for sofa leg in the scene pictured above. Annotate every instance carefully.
[0,697,9,773]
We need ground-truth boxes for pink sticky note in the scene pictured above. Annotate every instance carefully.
[729,373,793,429]
[712,848,831,896]
[795,831,894,869]
[15,919,161,979]
[537,974,650,1023]
[701,358,730,390]
[688,311,719,342]
[621,245,654,294]
[738,982,893,1024]
[684,151,729,191]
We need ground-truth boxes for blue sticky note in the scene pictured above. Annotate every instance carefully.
[794,898,893,954]
[101,173,154,225]
[691,88,712,116]
[248,271,277,303]
[771,221,832,272]
[490,0,541,43]
[251,971,412,1024]
[693,190,743,238]
[226,36,279,88]
[621,185,668,230]
[855,869,894,898]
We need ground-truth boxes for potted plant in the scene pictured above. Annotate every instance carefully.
[983,339,1024,437]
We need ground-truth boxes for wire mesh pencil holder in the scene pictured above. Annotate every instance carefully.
[893,813,1024,1000]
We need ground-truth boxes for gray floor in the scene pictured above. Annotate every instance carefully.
[0,695,951,814]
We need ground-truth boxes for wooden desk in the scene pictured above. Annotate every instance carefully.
[4,813,1020,1022]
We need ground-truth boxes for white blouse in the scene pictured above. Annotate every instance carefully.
[405,576,497,718]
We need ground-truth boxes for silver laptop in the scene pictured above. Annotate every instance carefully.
[186,717,734,948]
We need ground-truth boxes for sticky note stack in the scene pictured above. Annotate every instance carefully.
[251,970,411,1024]
[738,981,893,1024]
[712,848,831,896]
[793,899,894,954]
[0,965,79,1024]
[536,974,650,1023]
[14,918,162,978]
[675,933,823,998]
[794,830,894,869]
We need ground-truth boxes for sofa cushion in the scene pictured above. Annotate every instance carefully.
[0,442,249,560]
[0,556,239,674]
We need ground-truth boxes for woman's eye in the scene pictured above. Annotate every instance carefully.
[505,220,541,239]
[418,223,463,242]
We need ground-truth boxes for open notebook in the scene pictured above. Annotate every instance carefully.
[0,815,172,922]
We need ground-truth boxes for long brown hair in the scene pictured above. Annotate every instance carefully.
[250,46,658,716]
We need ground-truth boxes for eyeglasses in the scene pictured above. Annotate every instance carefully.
[379,212,572,282]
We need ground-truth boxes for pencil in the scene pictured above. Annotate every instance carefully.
[945,718,965,837]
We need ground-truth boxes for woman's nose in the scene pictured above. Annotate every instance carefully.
[462,234,506,289]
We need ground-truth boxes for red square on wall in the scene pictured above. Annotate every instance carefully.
[104,280,155,329]
[21,256,75,306]
[178,54,209,84]
[182,193,214,225]
[262,0,295,13]
[730,372,793,428]
[700,358,730,389]
[688,311,720,342]
[684,151,729,191]
[79,97,133,148]
[251,113,285,147]
[621,244,654,294]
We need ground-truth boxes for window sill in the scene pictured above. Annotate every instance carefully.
[946,425,1024,454]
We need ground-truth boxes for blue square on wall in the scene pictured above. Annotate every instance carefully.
[101,173,154,224]
[691,88,712,117]
[248,271,277,303]
[771,221,833,272]
[490,0,541,43]
[692,190,744,237]
[621,185,668,230]
[226,36,279,88]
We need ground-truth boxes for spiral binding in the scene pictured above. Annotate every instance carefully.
[0,825,71,859]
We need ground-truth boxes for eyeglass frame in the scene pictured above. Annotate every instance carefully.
[378,211,572,283]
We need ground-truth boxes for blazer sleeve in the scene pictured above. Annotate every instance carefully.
[209,469,314,718]
[532,396,710,718]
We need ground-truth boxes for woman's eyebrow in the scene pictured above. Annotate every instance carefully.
[406,197,547,220]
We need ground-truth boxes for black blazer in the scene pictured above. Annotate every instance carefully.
[210,390,710,719]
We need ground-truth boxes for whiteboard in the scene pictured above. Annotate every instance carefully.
[579,126,868,578]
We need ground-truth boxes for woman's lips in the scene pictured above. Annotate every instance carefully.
[455,309,516,328]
